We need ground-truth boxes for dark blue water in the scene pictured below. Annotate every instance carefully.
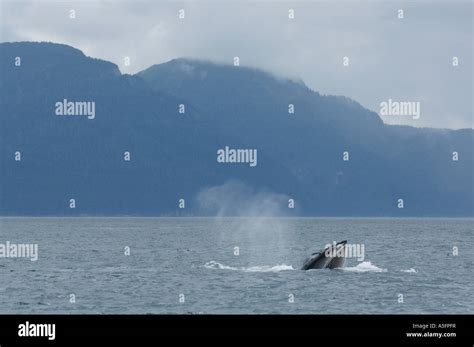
[0,217,472,313]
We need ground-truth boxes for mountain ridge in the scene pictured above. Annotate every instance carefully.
[0,41,472,216]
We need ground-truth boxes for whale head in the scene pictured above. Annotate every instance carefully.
[301,240,347,270]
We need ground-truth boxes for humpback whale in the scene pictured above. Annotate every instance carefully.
[301,240,347,270]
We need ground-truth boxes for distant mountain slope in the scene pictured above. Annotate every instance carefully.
[1,42,472,216]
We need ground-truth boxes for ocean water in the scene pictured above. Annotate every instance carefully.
[0,217,472,314]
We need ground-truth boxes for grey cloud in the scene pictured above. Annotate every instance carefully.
[0,0,472,129]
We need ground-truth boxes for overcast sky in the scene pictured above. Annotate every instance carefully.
[1,0,472,129]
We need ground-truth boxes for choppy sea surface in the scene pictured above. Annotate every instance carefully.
[0,217,472,314]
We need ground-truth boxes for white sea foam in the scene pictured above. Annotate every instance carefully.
[205,260,388,273]
[204,261,294,272]
[341,261,387,273]
[400,268,417,273]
